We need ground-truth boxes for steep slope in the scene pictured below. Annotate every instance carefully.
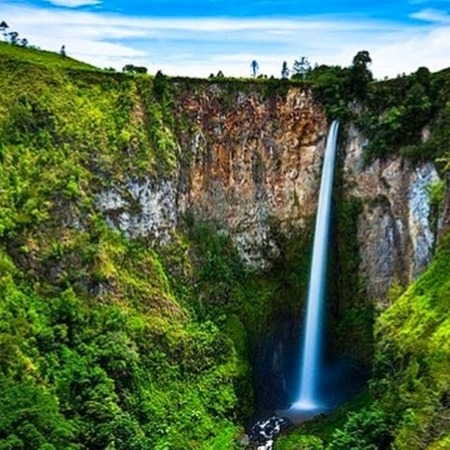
[0,45,254,449]
[373,233,450,449]
[0,40,96,70]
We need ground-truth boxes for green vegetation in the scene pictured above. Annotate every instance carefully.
[288,50,450,169]
[348,65,450,166]
[0,238,247,449]
[358,67,434,163]
[298,50,373,120]
[371,233,450,449]
[2,39,450,450]
[0,41,95,71]
[275,392,392,450]
[0,37,318,450]
[0,43,254,449]
[328,193,374,366]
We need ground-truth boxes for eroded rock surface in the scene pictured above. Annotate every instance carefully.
[97,179,178,244]
[97,85,441,301]
[99,85,328,268]
[344,124,440,303]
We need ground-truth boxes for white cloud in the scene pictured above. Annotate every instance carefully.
[2,2,450,78]
[46,0,101,7]
[410,8,450,23]
[369,26,450,77]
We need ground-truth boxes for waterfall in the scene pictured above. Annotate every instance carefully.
[292,120,339,411]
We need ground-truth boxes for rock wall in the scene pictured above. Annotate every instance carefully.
[97,179,178,244]
[177,86,328,267]
[97,83,440,302]
[344,124,440,304]
[99,84,328,269]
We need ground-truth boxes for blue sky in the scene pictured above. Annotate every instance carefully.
[2,0,450,78]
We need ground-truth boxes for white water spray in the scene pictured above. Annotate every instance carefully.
[292,120,339,411]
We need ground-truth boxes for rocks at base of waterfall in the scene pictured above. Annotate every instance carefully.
[256,439,274,450]
[248,415,289,448]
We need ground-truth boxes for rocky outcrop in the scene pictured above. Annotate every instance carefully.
[247,415,289,449]
[97,179,178,244]
[99,84,328,268]
[344,124,440,304]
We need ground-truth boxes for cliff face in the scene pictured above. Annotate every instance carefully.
[179,86,328,267]
[98,84,440,304]
[344,124,440,304]
[99,84,328,268]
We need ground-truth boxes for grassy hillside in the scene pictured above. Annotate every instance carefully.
[0,43,257,449]
[0,41,96,71]
[373,234,450,449]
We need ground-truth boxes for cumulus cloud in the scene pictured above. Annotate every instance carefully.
[2,1,450,78]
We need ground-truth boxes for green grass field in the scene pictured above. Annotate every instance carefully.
[0,41,98,71]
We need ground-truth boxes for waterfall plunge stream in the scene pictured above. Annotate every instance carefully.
[291,120,339,412]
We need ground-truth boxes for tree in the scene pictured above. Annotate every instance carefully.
[415,66,431,89]
[292,56,311,79]
[281,61,289,79]
[7,31,19,45]
[352,50,372,68]
[135,66,147,74]
[152,70,168,99]
[328,407,392,450]
[402,82,432,133]
[349,50,373,100]
[251,60,259,78]
[122,64,148,74]
[0,21,8,39]
[1,23,30,47]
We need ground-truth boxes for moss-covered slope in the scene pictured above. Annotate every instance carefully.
[373,233,450,450]
[0,42,258,450]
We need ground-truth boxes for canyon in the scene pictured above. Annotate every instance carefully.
[97,83,441,304]
[1,43,449,449]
